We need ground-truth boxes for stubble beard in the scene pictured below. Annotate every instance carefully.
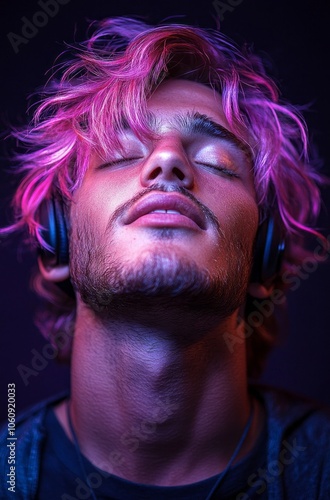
[70,221,252,329]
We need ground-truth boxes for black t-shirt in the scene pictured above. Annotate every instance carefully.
[36,406,268,499]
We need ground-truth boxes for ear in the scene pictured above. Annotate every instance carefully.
[38,256,70,283]
[247,281,274,299]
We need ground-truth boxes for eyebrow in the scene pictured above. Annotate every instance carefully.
[143,110,252,160]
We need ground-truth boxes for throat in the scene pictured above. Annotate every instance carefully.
[66,315,251,485]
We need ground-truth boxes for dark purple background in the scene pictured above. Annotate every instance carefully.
[1,0,329,422]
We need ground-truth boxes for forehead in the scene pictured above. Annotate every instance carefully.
[147,79,230,129]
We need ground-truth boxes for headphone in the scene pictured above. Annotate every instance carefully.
[251,215,286,283]
[38,197,286,285]
[39,197,69,267]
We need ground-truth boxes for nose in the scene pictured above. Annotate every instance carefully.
[140,137,194,189]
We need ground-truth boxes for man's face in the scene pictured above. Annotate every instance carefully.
[70,79,259,320]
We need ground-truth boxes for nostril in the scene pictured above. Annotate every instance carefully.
[149,167,162,180]
[149,166,186,182]
[173,167,185,181]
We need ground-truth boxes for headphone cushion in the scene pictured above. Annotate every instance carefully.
[39,198,69,266]
[251,216,285,284]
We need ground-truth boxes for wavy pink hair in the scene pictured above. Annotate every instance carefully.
[1,18,326,375]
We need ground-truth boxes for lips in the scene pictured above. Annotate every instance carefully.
[123,193,207,230]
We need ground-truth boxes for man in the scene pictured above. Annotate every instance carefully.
[1,17,330,499]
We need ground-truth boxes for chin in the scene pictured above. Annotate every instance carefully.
[71,246,250,321]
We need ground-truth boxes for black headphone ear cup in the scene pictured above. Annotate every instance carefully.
[251,216,286,284]
[39,197,69,266]
[53,198,69,265]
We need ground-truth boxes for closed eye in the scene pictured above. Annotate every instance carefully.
[196,162,240,178]
[97,157,143,169]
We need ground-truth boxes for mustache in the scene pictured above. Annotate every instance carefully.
[106,183,222,236]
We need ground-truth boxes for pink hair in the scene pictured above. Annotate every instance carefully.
[1,18,327,373]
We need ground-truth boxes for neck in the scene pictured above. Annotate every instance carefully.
[57,301,259,487]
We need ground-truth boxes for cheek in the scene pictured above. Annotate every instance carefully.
[84,171,139,210]
[209,187,259,248]
[71,180,126,233]
[233,202,258,251]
